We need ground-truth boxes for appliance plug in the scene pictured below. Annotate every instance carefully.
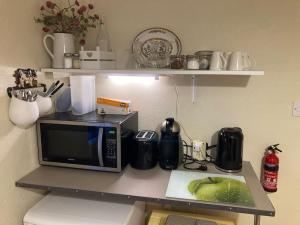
[192,140,207,161]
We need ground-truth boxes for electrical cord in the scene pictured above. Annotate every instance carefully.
[182,140,218,170]
[173,76,179,121]
[205,143,217,162]
[169,76,216,168]
[182,141,207,171]
[169,75,193,144]
[207,144,217,150]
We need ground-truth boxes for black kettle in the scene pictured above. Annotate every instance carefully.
[159,118,182,170]
[215,127,243,172]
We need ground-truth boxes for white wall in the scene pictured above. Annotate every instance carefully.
[0,0,48,224]
[1,0,300,225]
[87,0,300,224]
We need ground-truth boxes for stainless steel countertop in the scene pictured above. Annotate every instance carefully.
[16,161,275,216]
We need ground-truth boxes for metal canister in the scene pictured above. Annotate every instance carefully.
[194,50,213,70]
[72,53,80,69]
[186,55,200,70]
[169,55,186,69]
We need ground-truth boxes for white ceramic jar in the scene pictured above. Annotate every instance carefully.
[187,55,200,70]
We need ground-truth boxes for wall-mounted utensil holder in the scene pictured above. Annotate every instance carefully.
[7,84,47,98]
[7,68,47,98]
[36,95,52,116]
[7,68,48,128]
[9,96,39,129]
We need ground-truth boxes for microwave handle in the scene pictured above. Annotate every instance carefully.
[98,128,104,167]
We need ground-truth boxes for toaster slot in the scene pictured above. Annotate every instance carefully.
[145,132,154,139]
[136,131,155,140]
[136,131,146,138]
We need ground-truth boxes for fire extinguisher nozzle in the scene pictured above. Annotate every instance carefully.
[267,144,282,152]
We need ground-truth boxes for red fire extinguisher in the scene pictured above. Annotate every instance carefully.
[262,144,282,192]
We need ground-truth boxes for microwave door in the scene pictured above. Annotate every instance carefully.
[98,128,104,167]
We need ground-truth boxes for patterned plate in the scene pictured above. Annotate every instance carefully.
[132,28,182,68]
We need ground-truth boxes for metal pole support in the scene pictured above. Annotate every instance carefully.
[254,215,261,225]
[192,75,196,104]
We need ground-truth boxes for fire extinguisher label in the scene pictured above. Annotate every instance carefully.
[263,170,278,190]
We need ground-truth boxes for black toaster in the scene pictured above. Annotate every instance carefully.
[130,130,158,170]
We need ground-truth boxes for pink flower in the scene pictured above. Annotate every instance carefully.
[46,1,55,9]
[43,27,50,32]
[72,19,80,26]
[77,5,87,15]
[79,39,86,45]
[88,4,94,9]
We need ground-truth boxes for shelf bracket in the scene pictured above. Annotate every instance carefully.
[192,75,196,104]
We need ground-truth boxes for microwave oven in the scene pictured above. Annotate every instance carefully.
[37,111,138,172]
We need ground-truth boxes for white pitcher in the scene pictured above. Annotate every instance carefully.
[43,33,75,68]
[210,51,226,70]
[228,51,255,71]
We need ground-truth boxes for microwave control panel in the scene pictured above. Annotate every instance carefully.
[105,139,117,159]
[104,128,118,167]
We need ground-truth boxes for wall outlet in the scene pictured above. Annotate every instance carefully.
[192,140,206,161]
[293,101,300,116]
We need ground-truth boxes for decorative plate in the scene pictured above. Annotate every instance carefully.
[132,27,182,68]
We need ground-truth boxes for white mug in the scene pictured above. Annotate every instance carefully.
[223,51,232,70]
[9,96,39,129]
[228,51,255,71]
[210,51,226,70]
[43,33,75,68]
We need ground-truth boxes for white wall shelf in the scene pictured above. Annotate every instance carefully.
[41,68,264,104]
[41,68,264,76]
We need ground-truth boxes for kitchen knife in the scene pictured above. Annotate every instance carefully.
[49,83,64,97]
[46,80,60,96]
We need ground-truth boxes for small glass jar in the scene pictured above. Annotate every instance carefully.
[195,50,213,70]
[169,55,186,69]
[72,53,80,69]
[64,53,73,69]
[186,55,200,70]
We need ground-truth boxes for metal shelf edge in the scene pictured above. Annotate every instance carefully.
[15,180,275,217]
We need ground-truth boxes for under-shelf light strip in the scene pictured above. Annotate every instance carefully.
[107,74,156,85]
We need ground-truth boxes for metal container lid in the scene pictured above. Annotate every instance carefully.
[170,55,186,59]
[194,50,213,56]
[186,55,199,59]
[64,53,73,57]
[161,118,180,134]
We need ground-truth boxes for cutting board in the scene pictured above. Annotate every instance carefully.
[165,170,254,207]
